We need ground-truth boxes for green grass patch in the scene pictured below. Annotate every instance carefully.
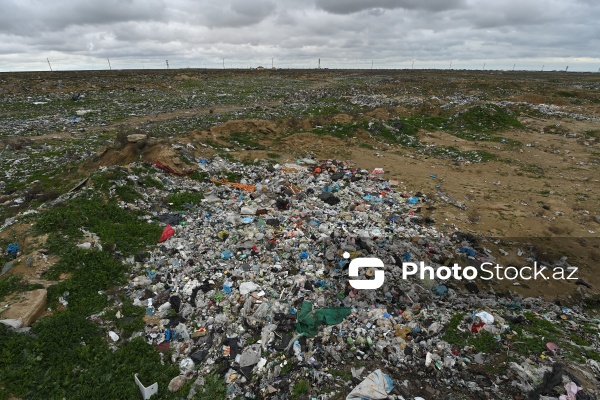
[367,116,446,147]
[137,174,165,190]
[106,298,146,338]
[35,197,162,256]
[193,373,227,399]
[330,368,352,381]
[443,313,500,353]
[582,129,600,139]
[0,322,181,400]
[507,312,600,362]
[313,122,359,140]
[443,104,524,142]
[292,379,310,399]
[543,124,571,136]
[114,184,142,203]
[0,194,178,399]
[556,91,578,98]
[164,191,204,210]
[421,146,497,162]
[188,171,209,182]
[222,132,265,150]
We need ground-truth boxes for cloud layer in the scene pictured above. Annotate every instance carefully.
[1,0,599,71]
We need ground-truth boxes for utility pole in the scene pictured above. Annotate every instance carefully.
[449,60,452,69]
[107,58,112,70]
[541,65,544,72]
[47,58,53,71]
[371,60,373,70]
[565,66,569,72]
[482,62,485,71]
[166,60,169,69]
[272,58,274,69]
[223,58,225,69]
[411,60,414,69]
[318,58,321,69]
[512,63,515,71]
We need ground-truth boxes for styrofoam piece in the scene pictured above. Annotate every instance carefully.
[134,373,158,400]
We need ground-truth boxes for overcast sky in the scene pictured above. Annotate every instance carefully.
[1,0,599,72]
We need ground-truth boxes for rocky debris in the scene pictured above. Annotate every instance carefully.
[127,133,148,143]
[0,288,47,327]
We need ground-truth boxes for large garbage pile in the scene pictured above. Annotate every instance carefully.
[105,156,598,399]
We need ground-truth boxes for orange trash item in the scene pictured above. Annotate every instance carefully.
[210,178,256,192]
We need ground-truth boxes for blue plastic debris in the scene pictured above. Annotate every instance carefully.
[460,247,476,257]
[222,284,232,294]
[402,252,411,262]
[300,251,309,260]
[433,285,448,296]
[407,197,419,204]
[221,250,234,260]
[6,243,20,258]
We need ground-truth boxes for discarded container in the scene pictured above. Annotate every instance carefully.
[134,373,158,400]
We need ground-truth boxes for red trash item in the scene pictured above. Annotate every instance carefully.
[471,322,485,333]
[159,225,175,243]
[152,160,194,175]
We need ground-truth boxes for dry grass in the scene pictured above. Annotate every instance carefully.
[467,208,481,224]
[547,223,574,236]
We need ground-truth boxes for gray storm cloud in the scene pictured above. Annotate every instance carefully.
[0,0,598,71]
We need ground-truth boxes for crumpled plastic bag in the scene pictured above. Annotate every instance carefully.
[475,311,495,324]
[346,369,394,400]
[296,301,351,337]
[559,382,582,400]
[158,225,175,242]
[239,281,259,295]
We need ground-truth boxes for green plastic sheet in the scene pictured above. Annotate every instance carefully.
[296,301,351,337]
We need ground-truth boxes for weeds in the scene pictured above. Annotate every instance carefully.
[194,373,227,399]
[421,146,497,162]
[0,323,181,400]
[0,275,44,302]
[35,197,162,256]
[449,104,522,134]
[0,193,176,399]
[164,191,204,211]
[223,132,265,150]
[292,379,310,399]
[443,313,499,353]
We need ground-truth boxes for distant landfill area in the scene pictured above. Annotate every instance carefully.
[1,69,599,399]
